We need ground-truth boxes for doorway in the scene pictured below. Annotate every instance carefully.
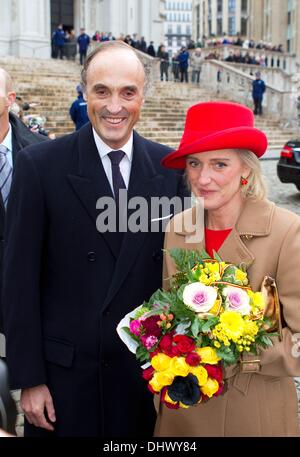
[51,0,74,34]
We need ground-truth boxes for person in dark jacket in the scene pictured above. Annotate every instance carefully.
[77,28,90,65]
[69,84,89,131]
[0,68,46,357]
[252,71,266,115]
[2,40,189,438]
[157,45,169,81]
[52,24,65,59]
[147,41,156,57]
[177,47,189,83]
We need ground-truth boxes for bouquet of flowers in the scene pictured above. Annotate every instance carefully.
[117,249,278,409]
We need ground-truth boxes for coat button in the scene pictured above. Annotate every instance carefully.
[87,251,96,262]
[153,250,162,262]
[102,360,109,368]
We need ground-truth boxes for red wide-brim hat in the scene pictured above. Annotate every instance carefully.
[162,101,268,169]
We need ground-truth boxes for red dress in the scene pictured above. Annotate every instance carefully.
[205,228,232,258]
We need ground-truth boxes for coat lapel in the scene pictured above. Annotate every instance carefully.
[67,123,120,258]
[174,198,274,269]
[102,131,165,309]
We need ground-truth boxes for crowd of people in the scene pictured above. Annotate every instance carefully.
[206,35,284,53]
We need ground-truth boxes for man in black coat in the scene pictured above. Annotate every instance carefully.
[0,68,46,356]
[3,42,189,436]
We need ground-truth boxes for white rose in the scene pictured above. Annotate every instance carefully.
[183,282,217,313]
[223,286,251,315]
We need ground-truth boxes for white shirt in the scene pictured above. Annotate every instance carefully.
[0,123,13,168]
[92,128,133,194]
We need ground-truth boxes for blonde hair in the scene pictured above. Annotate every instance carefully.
[238,149,267,200]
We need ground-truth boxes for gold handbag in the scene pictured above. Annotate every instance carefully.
[260,276,283,341]
[240,276,283,374]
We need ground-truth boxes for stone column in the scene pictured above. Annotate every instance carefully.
[0,0,12,57]
[10,0,51,59]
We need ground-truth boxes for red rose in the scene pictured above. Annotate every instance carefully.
[204,364,223,383]
[142,367,154,381]
[185,352,201,367]
[147,383,159,394]
[159,334,174,357]
[172,335,196,355]
[214,383,224,397]
[141,315,162,338]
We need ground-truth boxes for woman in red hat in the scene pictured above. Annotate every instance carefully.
[154,101,300,437]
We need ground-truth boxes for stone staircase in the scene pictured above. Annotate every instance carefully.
[1,56,297,150]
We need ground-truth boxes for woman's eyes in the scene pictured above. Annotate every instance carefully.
[187,159,199,168]
[214,162,228,169]
[187,160,228,169]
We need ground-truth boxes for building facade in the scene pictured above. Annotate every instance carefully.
[248,0,300,57]
[193,0,249,44]
[193,0,300,64]
[164,0,193,56]
[0,0,165,59]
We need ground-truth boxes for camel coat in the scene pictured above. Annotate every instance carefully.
[154,198,300,437]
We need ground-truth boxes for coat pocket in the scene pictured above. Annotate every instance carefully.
[44,337,75,368]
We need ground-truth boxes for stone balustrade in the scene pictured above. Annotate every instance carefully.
[200,44,296,75]
[201,60,298,127]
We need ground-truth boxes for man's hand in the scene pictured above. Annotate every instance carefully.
[20,385,56,431]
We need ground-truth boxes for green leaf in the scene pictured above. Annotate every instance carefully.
[191,318,200,338]
[216,346,239,365]
[201,316,219,333]
[212,250,223,262]
[136,345,150,363]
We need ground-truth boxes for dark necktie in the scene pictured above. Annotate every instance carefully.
[0,144,12,209]
[108,150,126,204]
[108,150,127,237]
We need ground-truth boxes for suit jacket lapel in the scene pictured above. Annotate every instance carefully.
[67,123,120,258]
[102,131,164,309]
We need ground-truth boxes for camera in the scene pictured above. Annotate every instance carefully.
[0,359,17,434]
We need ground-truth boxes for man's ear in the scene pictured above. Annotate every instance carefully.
[6,91,16,107]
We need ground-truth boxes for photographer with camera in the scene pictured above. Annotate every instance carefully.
[0,68,47,357]
[0,359,16,436]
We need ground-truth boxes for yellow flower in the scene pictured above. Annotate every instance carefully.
[169,357,190,377]
[149,371,174,392]
[190,365,208,386]
[250,291,266,311]
[201,378,219,398]
[199,272,210,285]
[243,320,259,337]
[208,298,222,315]
[235,268,248,284]
[219,311,245,339]
[196,347,221,365]
[151,353,172,372]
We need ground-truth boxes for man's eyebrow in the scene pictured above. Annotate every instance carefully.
[90,84,138,92]
[91,83,108,91]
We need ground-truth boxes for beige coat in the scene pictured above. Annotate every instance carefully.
[154,198,300,437]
